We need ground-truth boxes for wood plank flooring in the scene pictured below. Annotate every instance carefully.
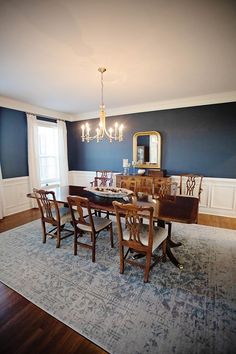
[0,209,235,354]
[0,209,107,354]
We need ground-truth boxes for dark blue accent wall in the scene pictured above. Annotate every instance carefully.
[67,102,236,178]
[1,103,236,179]
[0,108,28,178]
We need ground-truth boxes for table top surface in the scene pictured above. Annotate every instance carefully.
[28,185,199,224]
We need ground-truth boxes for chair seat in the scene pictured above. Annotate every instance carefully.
[123,225,167,252]
[76,215,112,233]
[51,207,72,225]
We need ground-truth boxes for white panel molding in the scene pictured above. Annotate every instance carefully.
[1,176,31,216]
[1,174,236,218]
[171,176,236,217]
[68,170,96,187]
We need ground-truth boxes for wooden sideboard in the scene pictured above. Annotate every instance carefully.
[116,174,170,194]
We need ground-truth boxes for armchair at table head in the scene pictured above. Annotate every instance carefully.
[112,201,168,283]
[157,179,200,226]
[67,195,113,262]
[179,174,203,200]
[156,180,178,201]
[90,170,113,187]
[33,188,73,248]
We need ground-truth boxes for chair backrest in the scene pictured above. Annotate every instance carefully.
[91,170,113,187]
[155,180,178,200]
[113,201,154,252]
[119,177,137,193]
[67,195,95,233]
[179,174,203,199]
[33,188,60,224]
[137,177,153,196]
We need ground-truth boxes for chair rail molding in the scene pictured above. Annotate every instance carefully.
[1,173,235,218]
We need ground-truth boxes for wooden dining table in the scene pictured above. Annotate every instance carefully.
[28,185,199,269]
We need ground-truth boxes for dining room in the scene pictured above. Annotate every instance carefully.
[0,1,236,354]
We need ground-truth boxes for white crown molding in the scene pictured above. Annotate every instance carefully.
[0,96,73,121]
[1,91,235,122]
[71,91,236,121]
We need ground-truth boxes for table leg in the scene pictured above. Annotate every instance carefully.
[168,238,182,248]
[166,240,183,269]
[158,220,182,248]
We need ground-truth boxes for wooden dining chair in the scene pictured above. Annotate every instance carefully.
[33,188,73,248]
[137,177,153,196]
[179,174,203,222]
[113,201,168,282]
[118,176,137,193]
[179,174,203,199]
[155,181,178,238]
[157,180,200,256]
[67,195,114,262]
[90,170,113,188]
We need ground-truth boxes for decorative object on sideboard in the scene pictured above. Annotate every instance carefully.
[81,67,124,143]
[123,159,130,175]
[137,169,146,175]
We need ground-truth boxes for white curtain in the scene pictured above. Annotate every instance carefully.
[27,113,41,207]
[0,164,4,219]
[57,120,69,186]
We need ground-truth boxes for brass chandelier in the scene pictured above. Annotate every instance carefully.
[81,67,124,142]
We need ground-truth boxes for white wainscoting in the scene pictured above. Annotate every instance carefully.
[1,173,236,218]
[171,176,236,218]
[1,176,32,217]
[69,171,236,218]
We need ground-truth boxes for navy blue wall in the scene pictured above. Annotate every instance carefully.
[0,108,28,178]
[1,103,236,179]
[67,102,236,178]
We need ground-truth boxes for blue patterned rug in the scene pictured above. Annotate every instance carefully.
[0,220,236,354]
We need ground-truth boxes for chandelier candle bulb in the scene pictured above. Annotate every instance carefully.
[81,124,85,141]
[119,124,124,141]
[115,122,118,140]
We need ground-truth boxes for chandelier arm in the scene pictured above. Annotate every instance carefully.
[104,127,115,139]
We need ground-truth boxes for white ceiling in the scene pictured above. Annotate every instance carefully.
[0,0,236,121]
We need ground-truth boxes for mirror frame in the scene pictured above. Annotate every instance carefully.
[133,131,161,169]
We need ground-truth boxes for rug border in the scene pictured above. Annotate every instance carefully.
[0,278,110,354]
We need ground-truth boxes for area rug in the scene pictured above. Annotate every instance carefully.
[0,220,236,354]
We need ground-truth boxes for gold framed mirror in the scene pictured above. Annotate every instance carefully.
[133,131,161,169]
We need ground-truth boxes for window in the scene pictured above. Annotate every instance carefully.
[38,123,59,186]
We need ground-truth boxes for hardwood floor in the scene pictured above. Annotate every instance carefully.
[0,209,235,353]
[0,209,107,354]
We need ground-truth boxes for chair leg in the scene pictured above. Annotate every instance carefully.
[56,224,61,248]
[167,222,172,238]
[144,253,151,283]
[41,221,46,243]
[74,232,77,255]
[109,224,114,248]
[162,239,167,262]
[92,232,96,262]
[119,245,124,274]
